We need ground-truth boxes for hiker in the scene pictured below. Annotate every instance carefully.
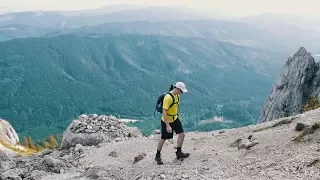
[155,82,190,165]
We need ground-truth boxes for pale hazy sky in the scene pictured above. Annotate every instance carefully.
[0,0,319,18]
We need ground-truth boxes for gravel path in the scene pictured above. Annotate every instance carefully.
[75,109,320,180]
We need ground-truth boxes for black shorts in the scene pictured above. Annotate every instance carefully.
[161,118,184,139]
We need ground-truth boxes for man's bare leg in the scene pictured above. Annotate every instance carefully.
[177,132,185,147]
[157,138,166,151]
[155,139,166,165]
[176,132,190,159]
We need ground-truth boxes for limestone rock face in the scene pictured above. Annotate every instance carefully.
[259,47,318,123]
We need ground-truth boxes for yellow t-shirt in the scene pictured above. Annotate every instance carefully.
[161,92,180,123]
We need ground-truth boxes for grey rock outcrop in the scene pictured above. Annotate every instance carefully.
[0,146,85,179]
[0,114,144,180]
[0,119,19,145]
[60,114,142,149]
[259,47,318,123]
[0,119,22,160]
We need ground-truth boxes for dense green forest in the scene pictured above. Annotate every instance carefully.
[0,34,285,140]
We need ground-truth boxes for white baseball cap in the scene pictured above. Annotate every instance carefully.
[174,82,188,93]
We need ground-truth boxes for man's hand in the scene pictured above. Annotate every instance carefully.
[166,124,172,133]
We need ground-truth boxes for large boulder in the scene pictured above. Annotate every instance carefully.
[0,119,19,145]
[0,119,20,161]
[60,114,142,149]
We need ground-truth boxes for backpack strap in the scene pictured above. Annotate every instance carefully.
[154,93,180,117]
[169,94,179,107]
[167,93,175,109]
[167,93,179,117]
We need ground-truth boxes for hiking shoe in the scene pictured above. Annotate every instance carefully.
[155,155,163,165]
[176,151,190,159]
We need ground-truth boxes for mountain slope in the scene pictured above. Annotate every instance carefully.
[2,9,320,56]
[62,7,214,29]
[0,34,285,139]
[0,6,218,41]
[52,20,320,54]
[0,6,215,30]
[76,110,320,180]
[238,13,320,32]
[0,24,58,41]
[2,108,320,179]
[0,33,11,41]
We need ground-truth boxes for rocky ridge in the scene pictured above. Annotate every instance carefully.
[259,47,320,123]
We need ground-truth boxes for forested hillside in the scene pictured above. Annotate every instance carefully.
[0,34,285,139]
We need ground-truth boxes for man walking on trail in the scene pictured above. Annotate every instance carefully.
[155,82,190,165]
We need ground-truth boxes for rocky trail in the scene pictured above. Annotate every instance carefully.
[1,109,320,180]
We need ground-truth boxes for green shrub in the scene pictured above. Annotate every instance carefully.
[295,123,306,131]
[303,96,320,112]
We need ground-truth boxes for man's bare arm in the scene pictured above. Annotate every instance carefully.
[162,109,170,126]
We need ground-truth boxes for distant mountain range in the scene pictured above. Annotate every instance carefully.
[1,7,319,54]
[0,6,217,42]
[237,13,320,32]
[0,6,216,29]
[48,19,320,54]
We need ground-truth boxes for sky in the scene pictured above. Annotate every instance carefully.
[0,0,319,19]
